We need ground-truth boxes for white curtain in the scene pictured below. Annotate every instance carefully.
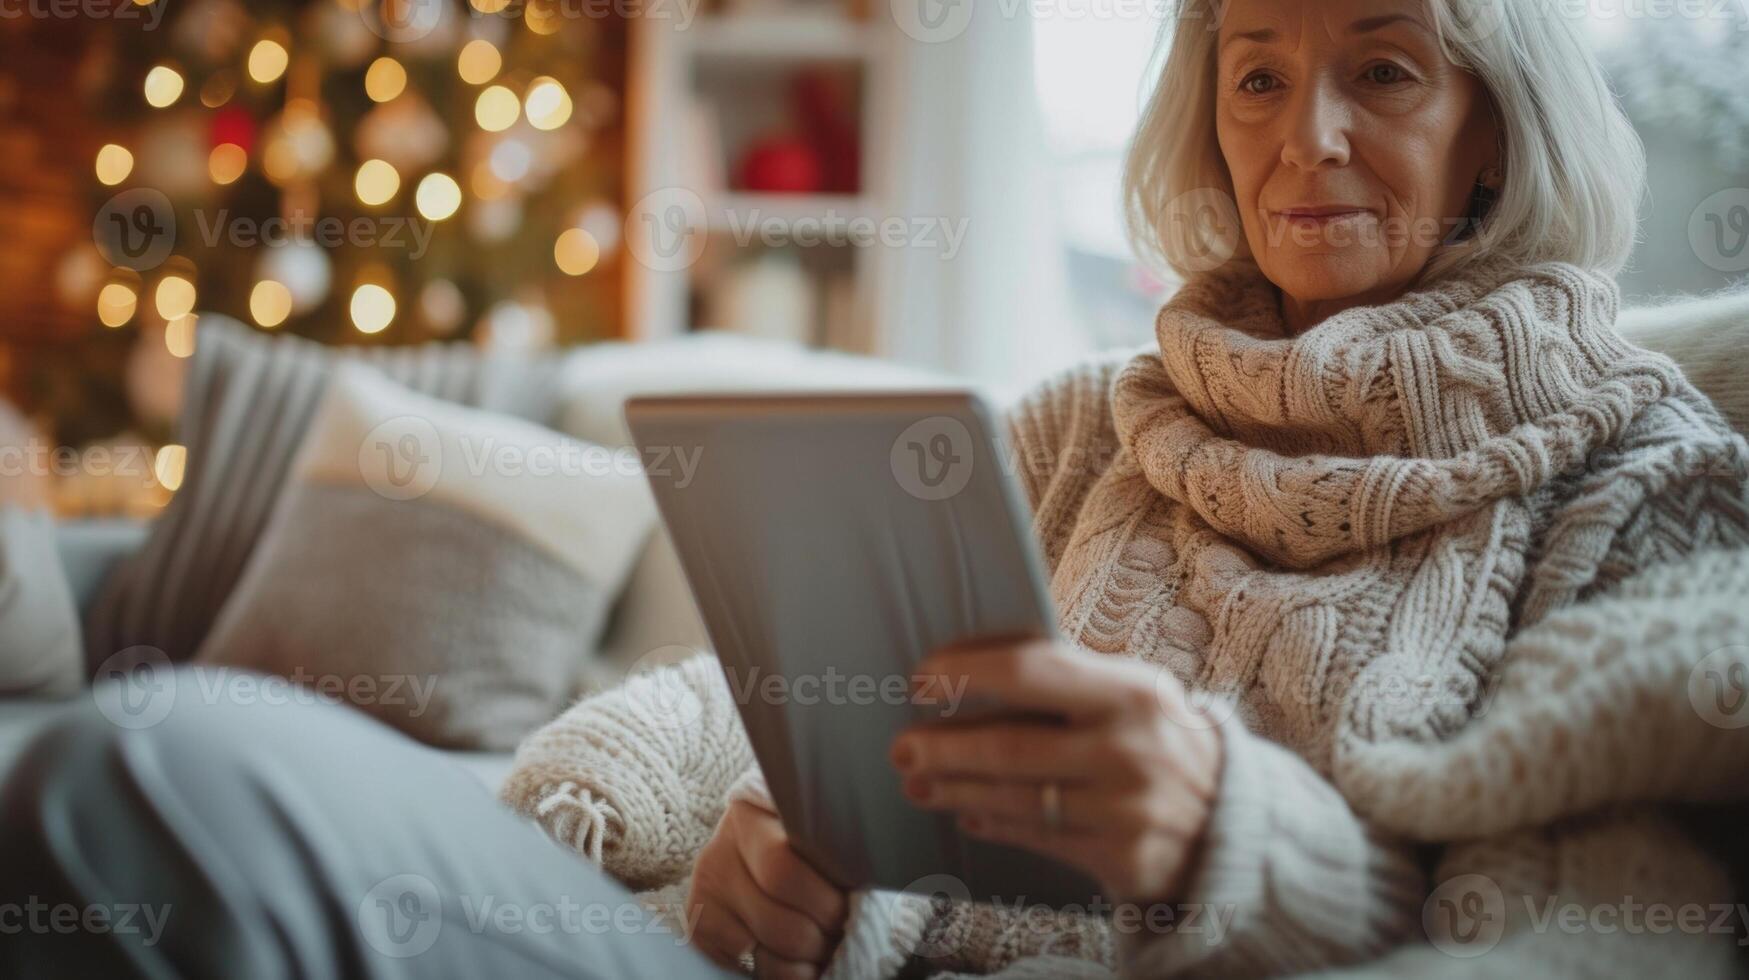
[875,3,1088,396]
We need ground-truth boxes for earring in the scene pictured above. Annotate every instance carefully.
[1448,171,1500,245]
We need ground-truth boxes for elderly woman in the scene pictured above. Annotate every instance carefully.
[4,0,1747,978]
[510,0,1749,976]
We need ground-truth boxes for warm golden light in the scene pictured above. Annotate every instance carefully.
[95,144,134,186]
[165,314,198,358]
[364,57,407,103]
[469,0,509,13]
[351,284,396,334]
[143,65,184,108]
[524,0,560,35]
[469,162,509,201]
[208,143,248,185]
[154,444,188,492]
[553,228,600,276]
[200,72,237,108]
[97,282,138,328]
[249,280,293,328]
[415,173,462,221]
[155,275,197,320]
[248,39,290,84]
[474,85,520,133]
[524,77,572,131]
[354,159,401,206]
[457,40,502,85]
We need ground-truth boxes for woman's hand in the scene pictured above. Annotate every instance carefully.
[686,798,848,980]
[891,640,1224,905]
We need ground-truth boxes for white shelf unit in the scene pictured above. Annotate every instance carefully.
[624,10,901,354]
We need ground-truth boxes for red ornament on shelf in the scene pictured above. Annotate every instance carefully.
[736,135,823,194]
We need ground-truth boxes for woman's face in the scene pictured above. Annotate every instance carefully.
[1215,0,1500,324]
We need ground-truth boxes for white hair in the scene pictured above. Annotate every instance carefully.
[1123,0,1647,283]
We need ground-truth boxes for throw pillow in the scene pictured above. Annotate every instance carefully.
[0,507,83,698]
[84,317,565,669]
[195,363,655,750]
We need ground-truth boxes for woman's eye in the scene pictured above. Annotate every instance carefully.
[1362,63,1410,85]
[1239,72,1279,95]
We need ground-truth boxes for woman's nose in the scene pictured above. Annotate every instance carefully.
[1280,84,1352,172]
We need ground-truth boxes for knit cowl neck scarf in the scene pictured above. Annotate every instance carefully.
[1110,258,1682,570]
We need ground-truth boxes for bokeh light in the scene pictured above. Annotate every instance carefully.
[525,77,573,131]
[350,284,396,334]
[143,65,185,108]
[475,85,520,132]
[154,445,188,492]
[457,40,502,85]
[525,1,560,35]
[249,280,293,328]
[208,143,248,185]
[97,282,138,328]
[95,144,134,185]
[248,39,290,84]
[155,275,197,320]
[165,314,198,358]
[415,173,462,221]
[554,228,599,276]
[365,57,407,103]
[354,159,401,206]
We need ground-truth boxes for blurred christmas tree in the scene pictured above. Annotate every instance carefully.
[78,0,628,397]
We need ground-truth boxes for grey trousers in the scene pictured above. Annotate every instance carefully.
[0,668,730,980]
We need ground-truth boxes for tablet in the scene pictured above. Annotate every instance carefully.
[625,391,1102,908]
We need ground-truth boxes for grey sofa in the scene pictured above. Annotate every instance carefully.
[0,333,953,790]
[4,294,1747,795]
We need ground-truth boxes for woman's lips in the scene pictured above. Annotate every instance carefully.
[1274,208,1371,228]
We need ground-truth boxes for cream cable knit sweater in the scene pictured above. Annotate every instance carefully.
[504,258,1749,977]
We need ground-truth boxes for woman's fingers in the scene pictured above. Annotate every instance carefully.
[727,853,836,964]
[705,813,834,964]
[729,802,849,935]
[903,774,1093,831]
[915,641,1156,722]
[891,722,1106,782]
[688,900,756,972]
[955,812,1091,870]
[753,946,824,980]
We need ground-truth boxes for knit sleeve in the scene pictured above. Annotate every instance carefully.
[499,652,757,891]
[1118,714,1426,978]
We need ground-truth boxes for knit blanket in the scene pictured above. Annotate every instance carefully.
[504,258,1749,977]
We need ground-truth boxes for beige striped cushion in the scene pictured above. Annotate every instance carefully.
[83,318,565,671]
